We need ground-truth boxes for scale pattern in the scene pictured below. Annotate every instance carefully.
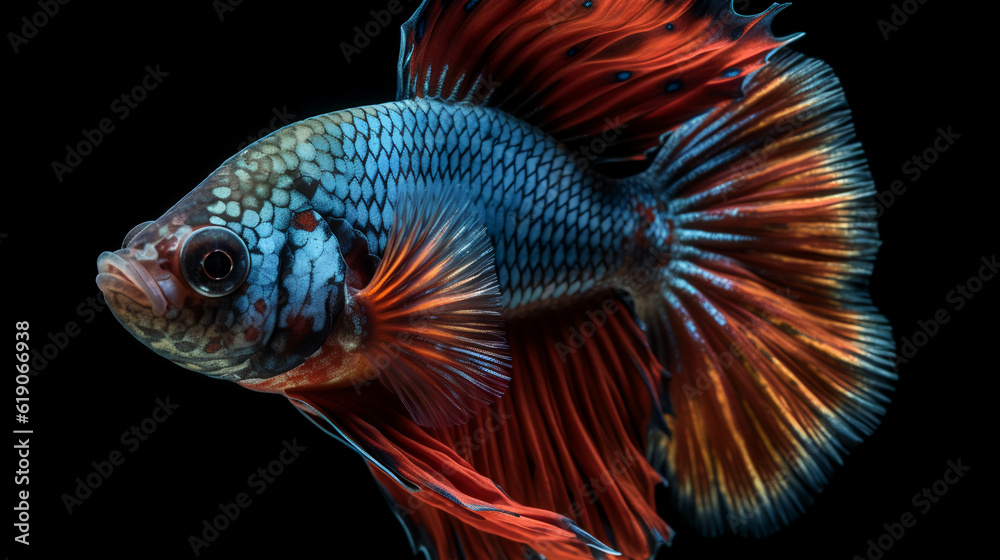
[213,98,647,313]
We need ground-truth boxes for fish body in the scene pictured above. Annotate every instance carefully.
[96,1,896,558]
[100,98,646,379]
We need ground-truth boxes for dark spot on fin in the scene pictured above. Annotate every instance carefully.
[582,0,593,7]
[463,0,482,12]
[415,15,427,42]
[665,79,683,93]
[567,38,593,58]
[721,67,742,78]
[616,71,632,81]
[665,22,675,31]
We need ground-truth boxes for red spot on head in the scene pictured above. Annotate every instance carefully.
[245,326,260,342]
[204,341,222,354]
[292,212,319,232]
[254,298,268,314]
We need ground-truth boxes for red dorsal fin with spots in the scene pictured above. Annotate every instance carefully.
[397,0,796,162]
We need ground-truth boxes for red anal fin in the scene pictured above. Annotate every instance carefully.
[458,295,673,559]
[294,294,674,559]
[288,385,616,559]
[399,0,795,162]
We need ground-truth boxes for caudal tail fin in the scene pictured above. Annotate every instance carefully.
[638,51,897,536]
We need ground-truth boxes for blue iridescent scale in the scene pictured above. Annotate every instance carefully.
[210,98,651,313]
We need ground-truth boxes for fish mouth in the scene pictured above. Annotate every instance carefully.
[96,250,171,317]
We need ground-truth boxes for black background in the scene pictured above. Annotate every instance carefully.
[6,1,989,559]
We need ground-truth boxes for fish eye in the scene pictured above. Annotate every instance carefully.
[180,226,250,297]
[122,220,155,248]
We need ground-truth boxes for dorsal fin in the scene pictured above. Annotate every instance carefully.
[397,0,798,162]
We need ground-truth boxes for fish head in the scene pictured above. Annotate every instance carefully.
[96,160,349,383]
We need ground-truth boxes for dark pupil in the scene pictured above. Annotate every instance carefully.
[203,250,233,280]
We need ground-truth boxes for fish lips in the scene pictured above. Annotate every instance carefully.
[96,250,172,317]
[96,249,262,381]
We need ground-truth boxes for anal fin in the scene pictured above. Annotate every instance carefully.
[296,294,674,559]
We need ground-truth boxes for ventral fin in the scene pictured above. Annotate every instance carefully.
[354,185,512,428]
[398,0,796,163]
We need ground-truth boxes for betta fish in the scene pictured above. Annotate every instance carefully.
[95,0,896,558]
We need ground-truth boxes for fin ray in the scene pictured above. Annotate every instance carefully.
[355,185,512,428]
[398,0,794,163]
[640,52,896,536]
[291,294,673,559]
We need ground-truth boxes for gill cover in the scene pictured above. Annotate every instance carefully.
[100,203,347,382]
[250,209,348,376]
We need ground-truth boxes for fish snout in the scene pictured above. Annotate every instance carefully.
[96,250,181,318]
